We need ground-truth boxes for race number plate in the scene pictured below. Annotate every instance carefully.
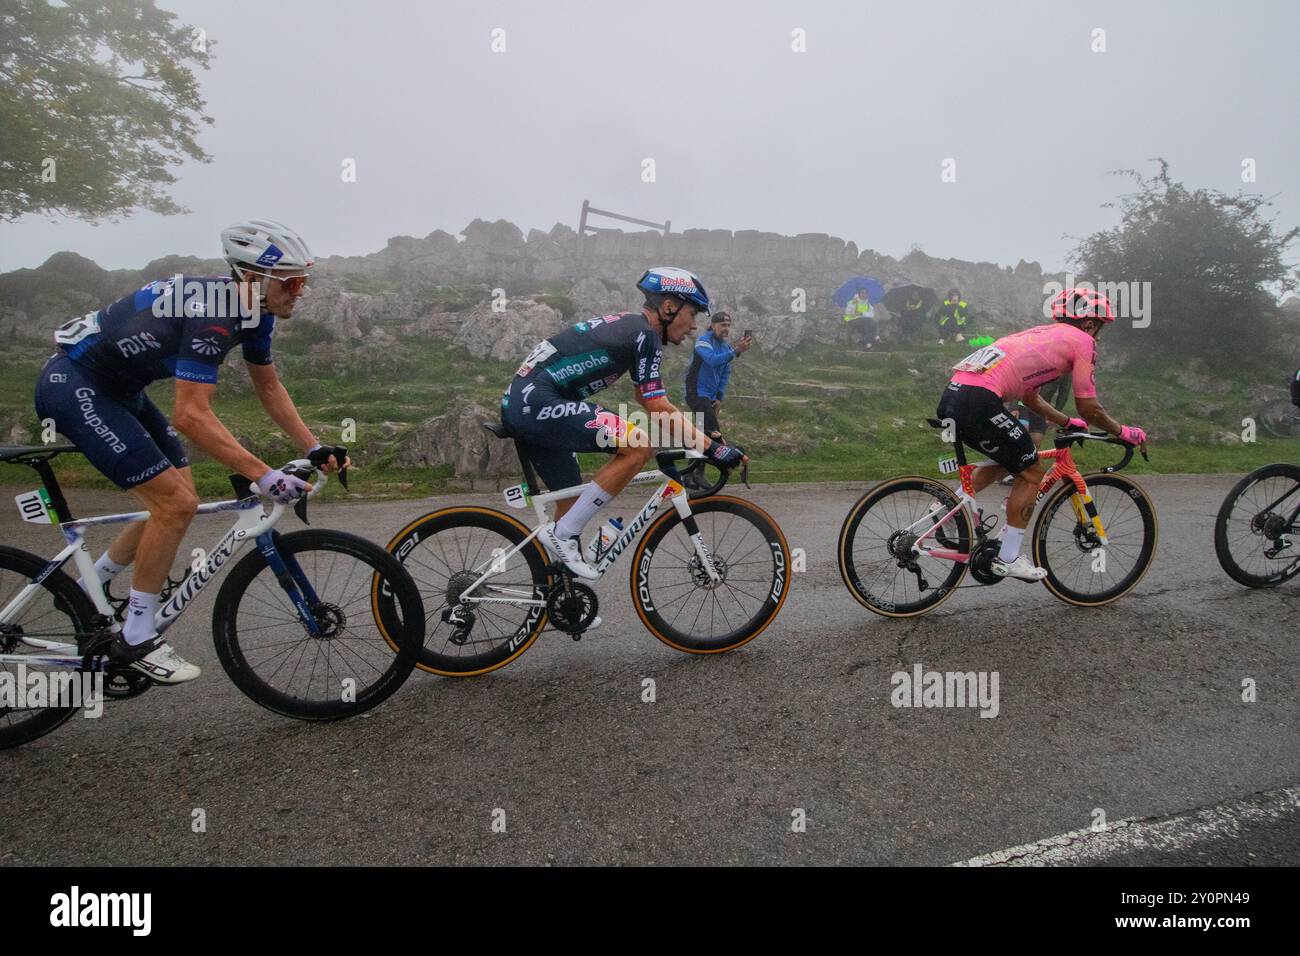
[53,311,101,347]
[515,340,557,378]
[952,345,1006,374]
[15,489,55,524]
[937,456,959,475]
[503,483,531,509]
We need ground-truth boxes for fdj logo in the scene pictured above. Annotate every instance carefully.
[255,244,284,266]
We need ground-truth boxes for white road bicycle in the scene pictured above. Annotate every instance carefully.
[0,444,423,749]
[381,423,792,677]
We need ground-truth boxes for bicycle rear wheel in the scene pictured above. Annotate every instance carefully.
[631,495,791,652]
[1213,463,1300,588]
[1033,474,1158,606]
[838,476,972,617]
[0,546,98,749]
[212,530,423,720]
[383,507,552,676]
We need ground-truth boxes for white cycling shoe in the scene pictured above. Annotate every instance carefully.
[991,555,1048,582]
[540,522,600,580]
[110,636,202,684]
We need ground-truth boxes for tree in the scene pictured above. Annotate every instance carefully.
[1072,159,1299,366]
[0,0,213,221]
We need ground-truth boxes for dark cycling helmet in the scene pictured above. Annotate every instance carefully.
[1050,287,1115,323]
[637,267,711,315]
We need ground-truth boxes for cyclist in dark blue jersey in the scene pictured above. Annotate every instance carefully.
[33,219,347,684]
[501,267,747,579]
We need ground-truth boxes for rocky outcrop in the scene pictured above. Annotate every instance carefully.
[452,298,565,361]
[0,217,1071,341]
[393,403,518,476]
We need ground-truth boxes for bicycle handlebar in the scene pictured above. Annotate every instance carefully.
[228,444,349,524]
[1053,430,1148,473]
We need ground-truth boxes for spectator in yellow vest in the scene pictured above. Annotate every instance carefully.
[937,288,969,344]
[843,289,879,350]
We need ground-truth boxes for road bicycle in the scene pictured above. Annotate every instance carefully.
[380,423,791,676]
[838,420,1158,617]
[1214,462,1300,588]
[0,444,424,749]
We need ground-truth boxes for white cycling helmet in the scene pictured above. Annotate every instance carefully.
[221,218,314,275]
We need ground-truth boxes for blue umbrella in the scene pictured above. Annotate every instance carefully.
[832,276,886,308]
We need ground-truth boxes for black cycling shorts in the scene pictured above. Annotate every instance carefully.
[937,382,1039,474]
[34,353,189,489]
[685,393,721,438]
[500,373,629,492]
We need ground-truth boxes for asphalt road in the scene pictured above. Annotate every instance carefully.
[1,474,1296,866]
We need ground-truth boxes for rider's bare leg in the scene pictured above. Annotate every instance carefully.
[553,440,652,528]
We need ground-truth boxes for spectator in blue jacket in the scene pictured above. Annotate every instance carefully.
[684,311,750,441]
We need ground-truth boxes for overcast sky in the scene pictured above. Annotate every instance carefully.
[2,0,1297,274]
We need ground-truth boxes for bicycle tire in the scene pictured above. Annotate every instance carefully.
[631,495,791,652]
[837,476,972,618]
[212,529,423,720]
[383,506,552,676]
[1213,462,1300,588]
[1033,473,1158,606]
[0,546,98,749]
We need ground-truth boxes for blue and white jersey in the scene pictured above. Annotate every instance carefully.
[52,275,275,397]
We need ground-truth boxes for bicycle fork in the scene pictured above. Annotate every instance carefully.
[256,532,325,637]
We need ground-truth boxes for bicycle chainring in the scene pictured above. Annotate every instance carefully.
[103,668,153,700]
[546,582,598,635]
[969,540,1005,586]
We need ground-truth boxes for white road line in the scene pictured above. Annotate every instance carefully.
[952,786,1300,867]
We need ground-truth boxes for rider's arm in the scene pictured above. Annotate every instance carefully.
[247,361,318,453]
[641,395,710,452]
[1022,390,1070,428]
[172,379,271,480]
[1073,396,1125,437]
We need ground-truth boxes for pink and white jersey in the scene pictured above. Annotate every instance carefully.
[950,323,1098,403]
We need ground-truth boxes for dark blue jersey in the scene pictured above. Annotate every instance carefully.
[515,311,665,401]
[53,275,274,397]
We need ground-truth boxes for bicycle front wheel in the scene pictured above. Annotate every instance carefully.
[212,530,424,720]
[1033,474,1158,606]
[1213,463,1300,588]
[837,476,972,618]
[631,495,791,652]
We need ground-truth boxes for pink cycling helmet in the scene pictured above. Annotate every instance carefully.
[1050,288,1115,323]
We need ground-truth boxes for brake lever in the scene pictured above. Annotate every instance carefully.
[294,496,309,524]
[740,461,750,488]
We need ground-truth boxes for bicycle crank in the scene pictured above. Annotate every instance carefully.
[968,541,1006,586]
[546,581,599,639]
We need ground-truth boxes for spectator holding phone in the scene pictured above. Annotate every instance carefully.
[682,311,750,486]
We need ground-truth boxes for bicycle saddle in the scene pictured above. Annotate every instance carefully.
[0,444,79,463]
[482,422,511,440]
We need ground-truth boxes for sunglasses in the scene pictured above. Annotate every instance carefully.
[244,269,311,294]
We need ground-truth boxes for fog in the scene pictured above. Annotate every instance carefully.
[2,0,1296,273]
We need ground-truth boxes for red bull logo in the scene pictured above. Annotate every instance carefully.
[585,410,627,446]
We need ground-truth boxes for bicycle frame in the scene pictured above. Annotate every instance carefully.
[1,472,331,668]
[453,450,719,613]
[909,442,1108,563]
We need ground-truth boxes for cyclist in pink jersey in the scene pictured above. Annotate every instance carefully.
[936,288,1148,581]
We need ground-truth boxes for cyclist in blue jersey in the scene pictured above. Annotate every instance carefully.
[33,219,348,684]
[501,267,747,579]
